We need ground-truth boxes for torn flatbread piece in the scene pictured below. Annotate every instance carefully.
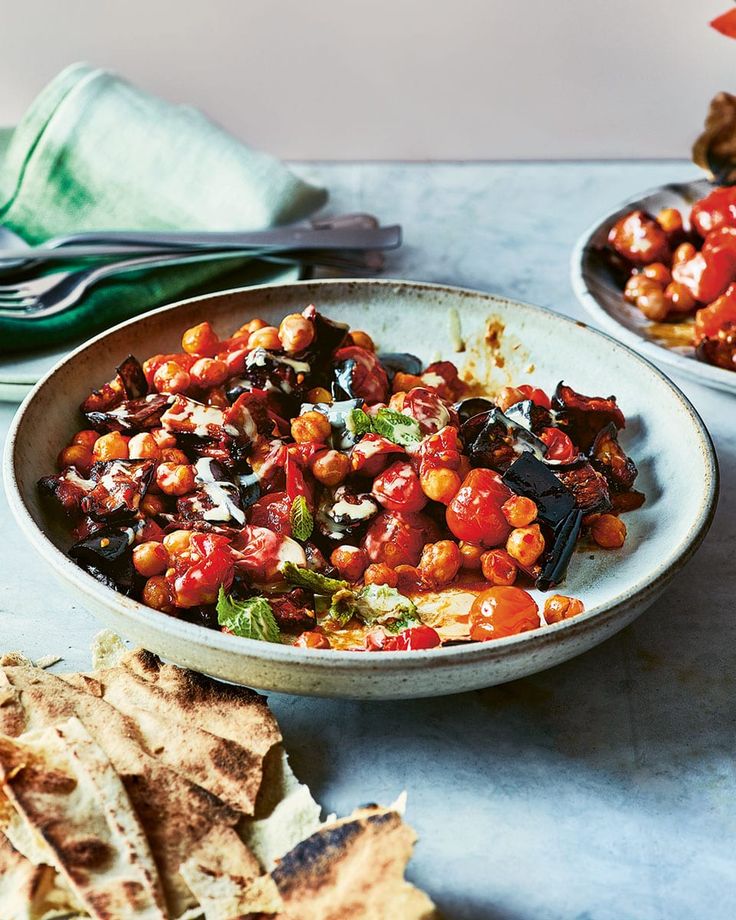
[0,831,82,920]
[0,718,165,919]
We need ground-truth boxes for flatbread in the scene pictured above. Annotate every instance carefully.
[0,718,165,919]
[0,831,82,920]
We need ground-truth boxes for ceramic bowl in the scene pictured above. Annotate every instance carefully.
[3,279,719,699]
[571,178,736,396]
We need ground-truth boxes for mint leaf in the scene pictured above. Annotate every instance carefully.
[327,588,358,626]
[280,561,349,595]
[216,587,281,643]
[346,407,374,438]
[373,408,421,447]
[290,495,314,542]
[353,584,419,631]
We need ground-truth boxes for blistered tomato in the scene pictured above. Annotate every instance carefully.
[671,248,736,303]
[516,385,551,409]
[231,525,306,582]
[248,491,293,535]
[539,427,577,463]
[400,387,453,434]
[446,468,513,547]
[690,186,736,236]
[694,284,736,343]
[372,460,427,513]
[382,626,441,651]
[171,533,234,608]
[333,345,389,403]
[468,586,540,640]
[363,511,439,567]
[607,210,670,264]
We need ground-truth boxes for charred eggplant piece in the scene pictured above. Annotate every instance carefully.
[224,390,273,441]
[695,323,736,371]
[552,382,625,452]
[462,408,547,473]
[38,467,94,517]
[301,309,350,381]
[331,357,358,401]
[176,457,245,525]
[116,355,148,399]
[378,353,424,380]
[501,452,575,528]
[316,486,379,542]
[81,459,155,522]
[554,463,611,514]
[589,423,637,491]
[226,348,308,402]
[84,393,170,433]
[454,397,497,426]
[270,588,315,631]
[537,510,583,591]
[504,399,554,434]
[69,526,136,596]
[79,355,147,416]
[234,465,262,508]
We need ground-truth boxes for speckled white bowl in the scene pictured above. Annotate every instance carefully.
[3,280,719,698]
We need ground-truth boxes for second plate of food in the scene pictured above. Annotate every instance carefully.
[4,279,718,698]
[572,177,736,395]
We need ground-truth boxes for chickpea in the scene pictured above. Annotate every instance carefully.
[544,594,585,624]
[310,449,350,486]
[142,575,174,612]
[506,524,545,567]
[141,494,167,516]
[420,467,462,504]
[665,282,696,314]
[392,372,423,394]
[160,447,190,465]
[458,540,485,570]
[502,495,538,528]
[657,207,683,235]
[636,288,669,321]
[128,432,161,461]
[623,274,658,304]
[642,262,672,286]
[291,410,332,444]
[330,546,369,582]
[92,431,129,463]
[496,386,525,411]
[190,357,228,388]
[156,462,196,496]
[163,529,192,557]
[182,321,220,357]
[590,514,627,549]
[133,541,169,577]
[307,386,333,404]
[418,540,461,586]
[394,564,424,592]
[57,444,93,472]
[279,313,315,354]
[363,563,399,587]
[349,330,375,351]
[673,242,696,264]
[248,326,282,350]
[233,317,267,338]
[153,361,191,395]
[481,549,518,586]
[151,428,177,449]
[71,429,99,451]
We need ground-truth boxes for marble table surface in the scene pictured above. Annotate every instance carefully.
[1,161,734,920]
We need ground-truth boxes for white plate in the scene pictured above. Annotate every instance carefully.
[3,279,719,699]
[571,178,736,396]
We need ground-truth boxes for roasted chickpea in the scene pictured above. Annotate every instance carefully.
[133,541,169,577]
[233,317,267,338]
[590,514,627,549]
[544,594,585,624]
[310,449,351,487]
[182,321,220,357]
[307,386,333,404]
[657,207,684,235]
[642,262,672,286]
[128,432,161,461]
[501,495,538,528]
[363,563,399,587]
[394,564,424,592]
[506,524,545,567]
[156,462,196,496]
[160,447,190,466]
[665,281,696,314]
[206,386,229,408]
[623,274,658,304]
[140,494,167,517]
[190,357,228,388]
[151,428,177,450]
[673,242,696,264]
[291,410,332,444]
[481,549,518,586]
[330,546,369,582]
[349,330,375,351]
[418,540,462,586]
[279,313,315,353]
[248,326,282,350]
[71,429,99,451]
[392,372,423,394]
[56,445,91,472]
[294,631,331,649]
[636,288,669,321]
[496,386,525,411]
[92,431,129,462]
[142,575,174,612]
[420,467,462,504]
[153,361,191,394]
[163,529,192,557]
[458,540,484,570]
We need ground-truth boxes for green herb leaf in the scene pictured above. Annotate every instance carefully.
[346,407,374,438]
[327,588,358,627]
[290,495,314,542]
[280,561,349,595]
[353,584,419,632]
[372,408,422,447]
[216,587,281,643]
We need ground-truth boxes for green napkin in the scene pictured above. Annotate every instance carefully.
[0,63,327,354]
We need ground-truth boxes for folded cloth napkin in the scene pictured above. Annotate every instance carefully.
[0,63,327,353]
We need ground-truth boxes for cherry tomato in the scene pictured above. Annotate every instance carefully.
[401,387,454,435]
[516,385,551,409]
[363,511,439,566]
[371,460,427,513]
[382,625,441,651]
[694,284,736,343]
[671,248,736,303]
[351,433,405,477]
[711,8,736,38]
[231,525,306,582]
[691,186,736,236]
[468,586,540,640]
[333,345,389,403]
[703,226,736,257]
[607,210,670,264]
[172,533,234,608]
[248,491,293,535]
[539,427,578,463]
[418,425,462,471]
[446,468,513,547]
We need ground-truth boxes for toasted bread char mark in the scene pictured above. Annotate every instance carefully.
[0,830,79,919]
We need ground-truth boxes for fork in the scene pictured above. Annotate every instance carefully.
[0,247,380,320]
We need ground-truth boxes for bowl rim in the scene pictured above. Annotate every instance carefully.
[570,177,736,395]
[3,277,720,672]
